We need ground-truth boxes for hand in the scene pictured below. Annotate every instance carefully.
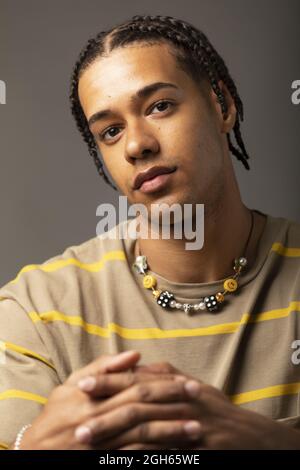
[17,351,144,449]
[17,352,197,450]
[73,363,204,449]
[78,361,300,450]
[128,362,300,450]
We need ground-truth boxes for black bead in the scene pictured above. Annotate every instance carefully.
[204,295,218,312]
[157,290,174,308]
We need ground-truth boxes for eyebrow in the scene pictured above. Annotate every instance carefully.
[87,81,179,128]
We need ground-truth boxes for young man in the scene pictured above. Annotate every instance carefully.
[0,15,300,450]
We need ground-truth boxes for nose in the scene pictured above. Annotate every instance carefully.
[124,121,159,163]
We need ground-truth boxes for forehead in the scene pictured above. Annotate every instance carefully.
[78,43,190,113]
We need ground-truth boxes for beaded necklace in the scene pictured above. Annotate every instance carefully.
[133,211,254,314]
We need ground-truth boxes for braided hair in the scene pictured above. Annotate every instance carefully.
[69,15,250,191]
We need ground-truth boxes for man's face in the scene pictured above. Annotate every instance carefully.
[78,42,227,212]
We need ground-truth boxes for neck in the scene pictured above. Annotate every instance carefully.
[134,190,266,285]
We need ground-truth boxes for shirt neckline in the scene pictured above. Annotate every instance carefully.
[125,209,286,301]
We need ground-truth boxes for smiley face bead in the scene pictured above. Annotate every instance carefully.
[157,291,175,308]
[143,275,157,289]
[223,278,238,292]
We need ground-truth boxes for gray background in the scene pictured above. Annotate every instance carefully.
[0,0,299,286]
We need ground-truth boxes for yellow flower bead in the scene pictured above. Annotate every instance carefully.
[143,275,157,289]
[216,292,225,303]
[223,278,238,292]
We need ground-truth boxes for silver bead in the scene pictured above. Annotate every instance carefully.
[169,300,176,308]
[175,303,182,309]
[193,304,200,310]
[183,303,192,314]
[133,255,148,274]
[199,302,206,310]
[238,257,247,267]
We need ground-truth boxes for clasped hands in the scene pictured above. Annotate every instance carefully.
[25,350,300,450]
[65,350,293,450]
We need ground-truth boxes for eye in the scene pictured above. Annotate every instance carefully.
[150,99,174,114]
[98,100,175,142]
[99,126,120,142]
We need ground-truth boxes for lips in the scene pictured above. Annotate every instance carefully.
[133,165,177,190]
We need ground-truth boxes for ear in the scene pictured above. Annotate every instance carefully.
[209,80,237,134]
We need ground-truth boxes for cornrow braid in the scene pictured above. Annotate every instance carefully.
[69,33,118,190]
[69,14,250,191]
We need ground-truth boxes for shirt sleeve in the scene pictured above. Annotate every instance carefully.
[0,296,61,449]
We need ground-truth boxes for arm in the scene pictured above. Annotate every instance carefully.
[0,296,142,449]
[0,297,61,448]
[0,297,203,450]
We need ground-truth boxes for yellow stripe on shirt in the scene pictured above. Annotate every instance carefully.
[28,301,300,340]
[271,243,300,257]
[0,389,47,404]
[2,342,56,371]
[230,382,300,405]
[28,311,246,338]
[9,250,127,284]
[0,382,299,408]
[8,242,300,286]
[250,301,300,323]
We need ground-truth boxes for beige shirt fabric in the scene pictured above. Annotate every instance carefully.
[0,209,300,449]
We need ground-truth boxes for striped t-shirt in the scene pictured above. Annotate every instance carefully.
[0,209,300,449]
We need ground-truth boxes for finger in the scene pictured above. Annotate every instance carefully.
[89,378,199,418]
[77,371,187,397]
[89,376,202,416]
[117,443,178,450]
[133,362,177,374]
[75,381,200,444]
[133,363,202,383]
[66,351,141,385]
[95,419,203,450]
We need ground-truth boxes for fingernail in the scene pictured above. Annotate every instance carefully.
[174,375,187,382]
[183,421,202,436]
[113,351,138,362]
[184,380,201,397]
[74,425,92,443]
[78,376,96,391]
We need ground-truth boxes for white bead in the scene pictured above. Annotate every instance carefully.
[193,304,200,310]
[175,303,182,309]
[199,302,206,310]
[169,300,176,308]
[13,424,32,450]
[239,257,247,267]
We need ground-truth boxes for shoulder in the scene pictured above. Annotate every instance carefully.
[0,219,133,306]
[284,217,300,244]
[268,213,300,253]
[264,213,300,289]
